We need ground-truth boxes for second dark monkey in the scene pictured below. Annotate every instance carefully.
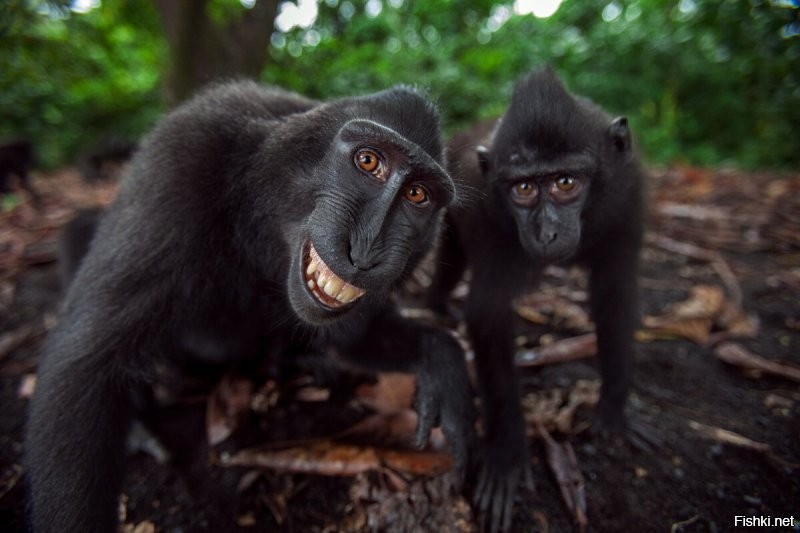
[428,68,647,531]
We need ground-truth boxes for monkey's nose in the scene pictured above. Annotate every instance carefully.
[538,230,557,245]
[348,246,377,271]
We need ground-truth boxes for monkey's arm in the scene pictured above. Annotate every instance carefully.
[588,233,640,430]
[26,330,138,532]
[337,308,475,482]
[464,263,532,533]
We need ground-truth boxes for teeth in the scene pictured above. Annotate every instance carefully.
[304,242,366,308]
[306,260,318,276]
[337,285,358,303]
[324,277,343,298]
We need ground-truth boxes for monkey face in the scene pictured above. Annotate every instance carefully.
[287,119,453,325]
[506,173,590,262]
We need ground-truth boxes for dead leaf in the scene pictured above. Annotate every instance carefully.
[17,373,36,399]
[295,386,330,402]
[343,471,474,532]
[0,319,49,360]
[522,380,600,436]
[515,333,597,367]
[538,425,588,532]
[355,373,416,413]
[640,285,757,345]
[220,439,452,477]
[687,420,771,453]
[222,441,382,476]
[713,342,800,383]
[206,374,254,446]
[237,513,257,527]
[338,410,419,448]
[515,293,592,332]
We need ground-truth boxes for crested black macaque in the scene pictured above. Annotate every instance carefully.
[25,81,475,531]
[0,138,39,204]
[56,207,103,289]
[427,68,646,531]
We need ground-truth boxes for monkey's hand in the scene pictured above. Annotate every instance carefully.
[594,400,663,452]
[473,428,534,533]
[412,336,476,486]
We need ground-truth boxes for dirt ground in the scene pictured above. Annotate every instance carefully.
[0,166,798,532]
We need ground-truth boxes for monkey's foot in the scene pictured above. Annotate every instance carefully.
[471,443,534,533]
[592,410,663,453]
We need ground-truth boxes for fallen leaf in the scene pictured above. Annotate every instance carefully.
[515,293,592,332]
[17,373,36,399]
[220,439,453,477]
[206,374,254,446]
[355,373,415,413]
[713,342,800,383]
[338,410,419,448]
[687,420,771,453]
[538,425,588,532]
[515,333,597,367]
[640,284,756,345]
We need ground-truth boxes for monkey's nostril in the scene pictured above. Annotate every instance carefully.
[548,232,558,244]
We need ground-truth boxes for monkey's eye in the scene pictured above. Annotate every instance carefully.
[404,184,430,205]
[514,182,535,196]
[555,176,576,191]
[510,181,538,205]
[354,149,381,175]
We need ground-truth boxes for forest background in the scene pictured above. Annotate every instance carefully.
[2,0,798,173]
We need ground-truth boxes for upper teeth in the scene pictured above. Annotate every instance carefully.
[305,243,365,306]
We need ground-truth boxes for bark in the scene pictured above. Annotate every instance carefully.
[155,0,279,106]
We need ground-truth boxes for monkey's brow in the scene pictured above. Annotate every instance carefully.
[500,154,596,182]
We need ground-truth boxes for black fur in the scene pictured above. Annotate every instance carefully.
[428,68,645,532]
[57,208,103,289]
[0,138,39,204]
[25,81,474,532]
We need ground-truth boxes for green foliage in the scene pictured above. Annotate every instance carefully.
[0,0,165,168]
[2,0,798,169]
[265,0,799,169]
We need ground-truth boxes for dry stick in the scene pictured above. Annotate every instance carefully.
[714,342,800,383]
[0,320,48,360]
[515,333,597,367]
[646,232,743,311]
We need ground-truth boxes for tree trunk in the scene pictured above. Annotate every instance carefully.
[155,0,279,107]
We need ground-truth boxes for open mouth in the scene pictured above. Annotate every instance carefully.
[303,241,365,309]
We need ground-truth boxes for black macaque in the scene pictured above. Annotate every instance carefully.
[77,138,138,182]
[56,207,103,289]
[0,138,39,204]
[427,68,646,532]
[25,81,475,532]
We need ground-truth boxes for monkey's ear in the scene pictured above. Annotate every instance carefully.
[476,145,491,175]
[609,117,631,153]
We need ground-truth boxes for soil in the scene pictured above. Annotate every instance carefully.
[0,166,798,532]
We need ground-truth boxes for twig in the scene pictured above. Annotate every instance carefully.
[515,333,597,367]
[646,233,742,311]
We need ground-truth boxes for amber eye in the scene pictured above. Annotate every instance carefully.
[355,149,381,174]
[515,182,534,196]
[555,176,576,191]
[404,184,429,205]
[513,181,536,197]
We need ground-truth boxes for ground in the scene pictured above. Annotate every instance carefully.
[0,166,798,532]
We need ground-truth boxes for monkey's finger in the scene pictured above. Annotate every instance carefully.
[413,392,437,449]
[500,479,515,533]
[447,433,468,489]
[524,465,535,492]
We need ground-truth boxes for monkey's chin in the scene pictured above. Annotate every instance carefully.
[288,239,366,325]
[525,244,577,264]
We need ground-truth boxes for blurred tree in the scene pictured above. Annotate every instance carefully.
[155,0,278,106]
[1,0,797,169]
